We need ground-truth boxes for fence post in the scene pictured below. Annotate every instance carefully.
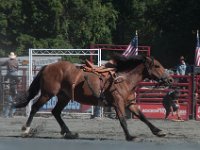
[192,66,200,119]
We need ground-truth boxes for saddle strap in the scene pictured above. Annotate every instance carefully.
[71,70,82,101]
[84,74,110,104]
[84,75,100,98]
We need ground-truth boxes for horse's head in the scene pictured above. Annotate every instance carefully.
[144,57,174,86]
[111,54,173,86]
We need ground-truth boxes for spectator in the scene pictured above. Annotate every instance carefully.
[176,56,191,76]
[3,85,16,118]
[0,52,19,117]
[1,52,20,84]
[175,56,191,92]
[162,89,183,121]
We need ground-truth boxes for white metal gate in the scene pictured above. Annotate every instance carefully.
[27,49,101,116]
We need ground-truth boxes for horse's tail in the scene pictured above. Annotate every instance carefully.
[14,66,46,108]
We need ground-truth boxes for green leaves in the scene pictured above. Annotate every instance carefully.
[0,0,117,56]
[66,0,117,48]
[0,0,199,67]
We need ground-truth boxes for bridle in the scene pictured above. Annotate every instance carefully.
[144,57,171,85]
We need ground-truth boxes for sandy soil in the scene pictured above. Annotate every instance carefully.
[0,116,200,144]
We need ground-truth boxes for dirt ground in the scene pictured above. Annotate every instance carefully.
[0,116,200,144]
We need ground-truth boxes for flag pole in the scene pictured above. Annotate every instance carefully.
[197,30,199,47]
[192,29,199,119]
[136,30,138,55]
[196,29,199,64]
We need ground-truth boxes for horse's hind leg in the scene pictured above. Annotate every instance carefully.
[128,103,166,137]
[22,95,50,136]
[51,92,78,139]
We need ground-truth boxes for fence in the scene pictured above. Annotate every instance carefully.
[0,67,28,116]
[195,75,200,120]
[135,75,192,120]
[0,67,198,120]
[1,46,200,120]
[28,49,102,117]
[90,44,151,56]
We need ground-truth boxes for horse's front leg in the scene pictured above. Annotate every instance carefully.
[115,107,136,141]
[128,102,166,137]
[113,93,136,141]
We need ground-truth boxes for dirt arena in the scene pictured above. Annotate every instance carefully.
[0,116,200,144]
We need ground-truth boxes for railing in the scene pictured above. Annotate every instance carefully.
[135,75,192,120]
[1,66,198,120]
[195,75,200,120]
[90,44,151,56]
[0,67,28,116]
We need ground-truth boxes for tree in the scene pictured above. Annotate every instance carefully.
[0,0,118,57]
[0,0,23,55]
[63,0,117,48]
[145,0,200,67]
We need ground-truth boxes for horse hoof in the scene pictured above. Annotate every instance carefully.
[21,133,28,138]
[64,132,79,139]
[21,125,27,131]
[126,135,137,141]
[60,129,69,135]
[21,132,31,138]
[155,130,167,137]
[21,128,37,137]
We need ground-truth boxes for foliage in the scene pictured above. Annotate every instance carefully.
[0,0,200,67]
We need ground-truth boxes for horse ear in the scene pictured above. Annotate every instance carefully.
[141,55,146,63]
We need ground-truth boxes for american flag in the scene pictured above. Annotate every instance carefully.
[195,30,200,66]
[122,32,138,56]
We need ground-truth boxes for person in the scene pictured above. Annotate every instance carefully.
[175,56,191,93]
[162,89,183,121]
[2,84,16,118]
[1,52,19,84]
[0,52,19,117]
[176,56,191,79]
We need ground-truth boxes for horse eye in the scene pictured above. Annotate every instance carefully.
[154,65,160,68]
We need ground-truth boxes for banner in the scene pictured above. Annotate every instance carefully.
[196,104,200,120]
[133,103,189,120]
[40,96,92,113]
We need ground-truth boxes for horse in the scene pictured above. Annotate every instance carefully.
[14,54,173,141]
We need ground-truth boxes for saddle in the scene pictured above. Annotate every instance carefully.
[83,59,126,84]
[83,59,116,77]
[73,59,127,106]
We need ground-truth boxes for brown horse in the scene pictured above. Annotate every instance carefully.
[14,54,173,141]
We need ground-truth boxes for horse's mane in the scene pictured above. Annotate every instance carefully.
[112,54,146,72]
